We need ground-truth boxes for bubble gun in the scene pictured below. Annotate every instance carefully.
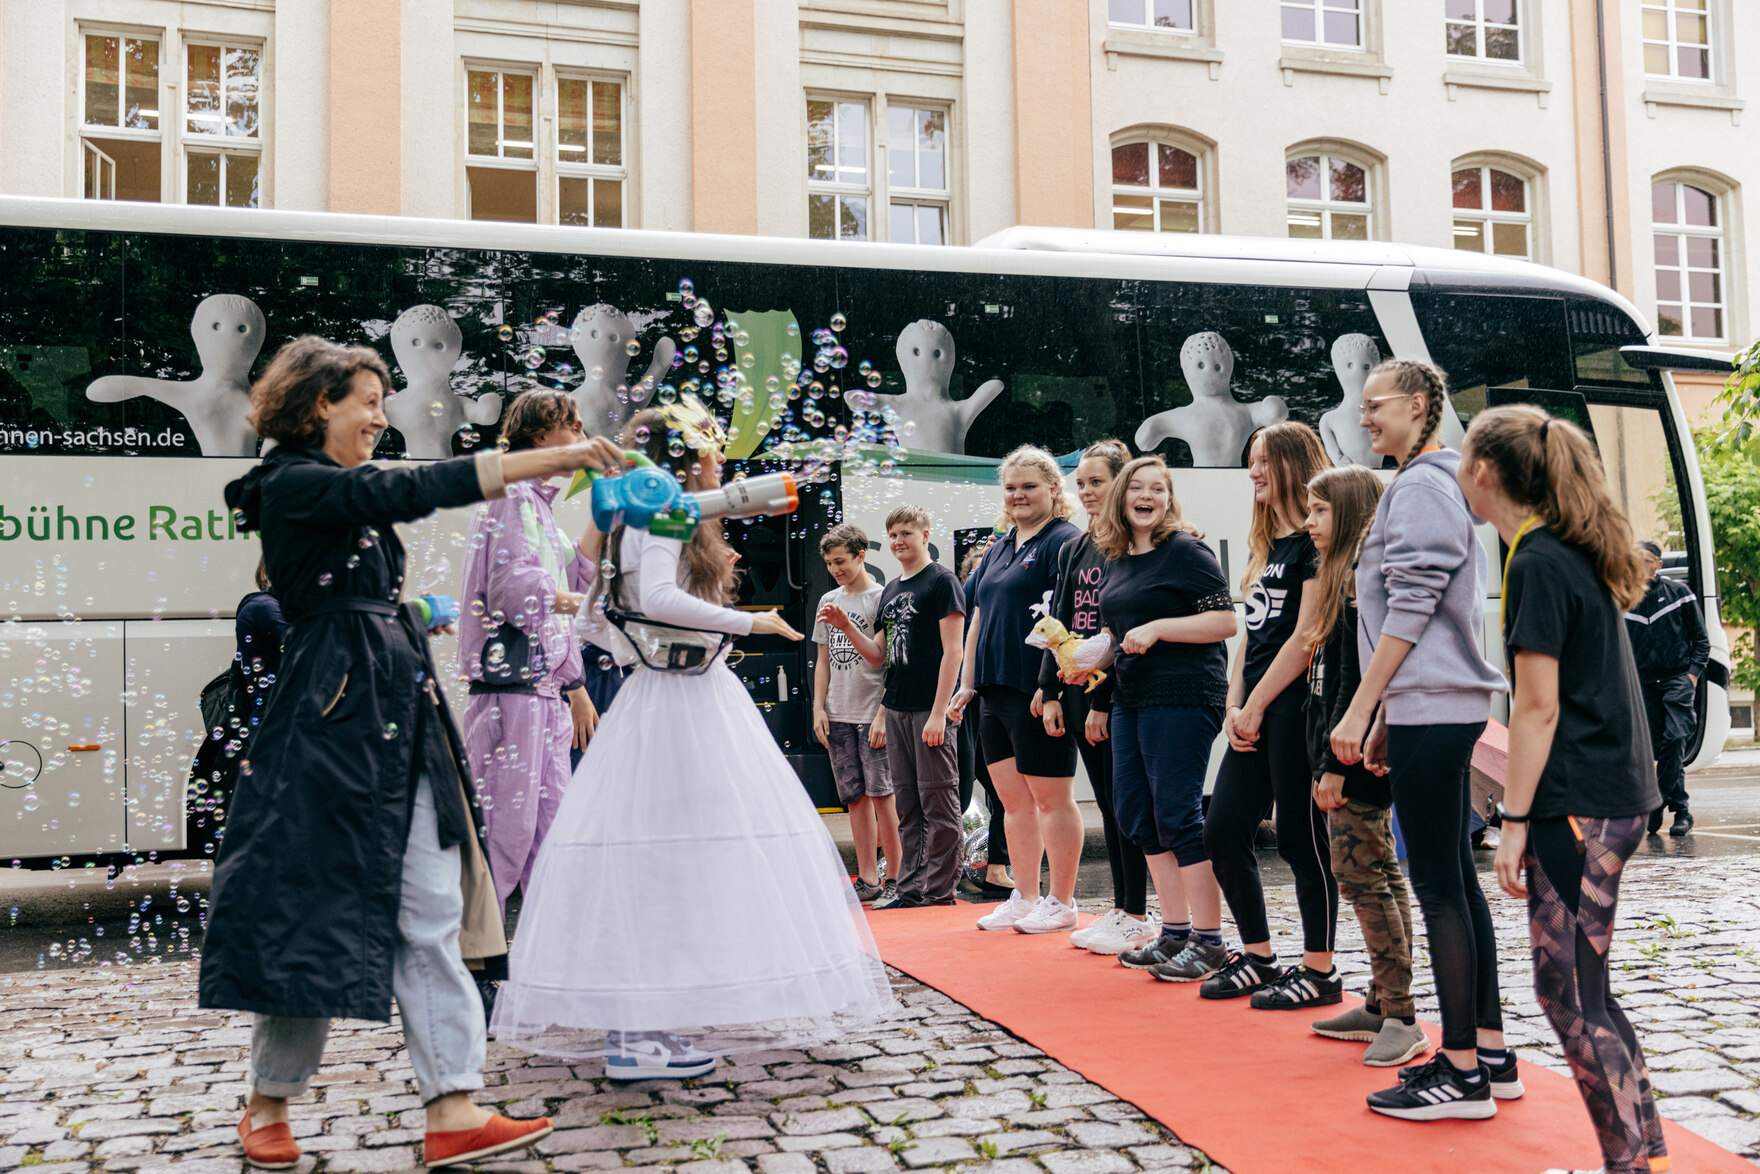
[568,451,799,540]
[413,594,459,631]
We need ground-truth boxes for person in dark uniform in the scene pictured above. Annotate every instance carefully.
[1624,540,1710,836]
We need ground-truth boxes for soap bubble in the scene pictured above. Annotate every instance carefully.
[830,313,847,332]
[383,722,398,740]
[521,346,547,370]
[785,321,800,337]
[626,339,641,357]
[693,301,715,328]
[497,325,515,342]
[828,346,849,369]
[866,370,883,388]
[22,793,38,812]
[317,572,333,587]
[428,401,445,418]
[679,278,695,295]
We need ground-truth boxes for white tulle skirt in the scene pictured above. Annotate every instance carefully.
[490,660,897,1059]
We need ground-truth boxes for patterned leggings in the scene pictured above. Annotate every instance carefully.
[1527,815,1667,1174]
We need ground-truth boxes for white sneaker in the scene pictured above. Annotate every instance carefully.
[1070,908,1127,950]
[605,1031,717,1080]
[1083,913,1159,956]
[1014,895,1079,935]
[976,889,1034,931]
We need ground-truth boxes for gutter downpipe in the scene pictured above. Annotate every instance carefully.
[1594,0,1618,290]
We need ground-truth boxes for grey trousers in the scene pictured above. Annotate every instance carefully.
[886,708,962,904]
[249,774,487,1103]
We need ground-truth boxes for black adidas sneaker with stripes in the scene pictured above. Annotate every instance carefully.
[1197,951,1282,1000]
[1367,1056,1496,1121]
[1402,1049,1525,1099]
[1248,965,1344,1010]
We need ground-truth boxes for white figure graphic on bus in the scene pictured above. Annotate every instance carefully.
[85,294,265,457]
[889,319,1003,456]
[1319,333,1383,467]
[570,304,677,439]
[384,305,503,460]
[1135,331,1287,468]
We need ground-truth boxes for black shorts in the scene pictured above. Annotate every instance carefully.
[978,685,1078,778]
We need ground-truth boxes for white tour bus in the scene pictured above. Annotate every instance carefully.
[0,198,1730,867]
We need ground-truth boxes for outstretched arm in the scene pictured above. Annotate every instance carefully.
[87,374,193,409]
[634,532,755,635]
[958,378,1004,429]
[628,337,678,410]
[1135,410,1178,452]
[465,392,504,426]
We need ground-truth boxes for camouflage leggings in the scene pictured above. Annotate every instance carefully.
[1528,815,1665,1174]
[1329,799,1415,1019]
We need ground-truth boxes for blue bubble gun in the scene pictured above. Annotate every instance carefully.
[413,594,459,631]
[569,451,799,540]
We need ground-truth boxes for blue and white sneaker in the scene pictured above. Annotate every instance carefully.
[605,1031,718,1081]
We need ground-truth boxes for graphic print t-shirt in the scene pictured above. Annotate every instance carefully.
[812,582,885,724]
[878,562,966,712]
[1242,531,1319,714]
[1503,527,1660,819]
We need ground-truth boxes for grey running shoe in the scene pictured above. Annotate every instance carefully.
[1148,938,1230,983]
[852,878,883,905]
[1311,1003,1386,1042]
[1362,1018,1430,1068]
[1118,933,1190,970]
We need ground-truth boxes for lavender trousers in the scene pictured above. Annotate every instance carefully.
[462,689,573,913]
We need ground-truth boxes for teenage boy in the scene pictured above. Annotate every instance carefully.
[839,505,966,909]
[814,524,901,905]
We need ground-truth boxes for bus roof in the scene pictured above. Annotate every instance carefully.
[0,196,1651,338]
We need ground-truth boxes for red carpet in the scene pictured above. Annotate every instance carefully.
[868,903,1751,1174]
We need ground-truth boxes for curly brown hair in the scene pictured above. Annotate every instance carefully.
[500,389,581,452]
[247,336,392,447]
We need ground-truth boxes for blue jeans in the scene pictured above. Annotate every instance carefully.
[249,774,486,1103]
[1110,703,1223,866]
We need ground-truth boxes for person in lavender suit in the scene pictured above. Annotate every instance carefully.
[460,390,600,917]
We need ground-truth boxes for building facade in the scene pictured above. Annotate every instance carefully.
[0,0,1753,720]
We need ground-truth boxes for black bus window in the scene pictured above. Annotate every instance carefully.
[1587,403,1687,561]
[1135,283,1388,467]
[1569,299,1654,389]
[1408,292,1573,424]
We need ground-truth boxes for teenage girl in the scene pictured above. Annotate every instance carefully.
[1301,467,1428,1069]
[1459,406,1668,1174]
[1329,359,1515,1121]
[493,400,894,1080]
[1200,423,1337,1004]
[1037,440,1154,957]
[951,446,1083,934]
[1090,457,1239,983]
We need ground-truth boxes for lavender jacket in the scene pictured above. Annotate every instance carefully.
[458,479,588,699]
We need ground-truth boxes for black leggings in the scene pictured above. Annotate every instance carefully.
[958,699,1006,866]
[1066,689,1147,916]
[1204,705,1336,953]
[1389,721,1501,1052]
[1529,815,1665,1174]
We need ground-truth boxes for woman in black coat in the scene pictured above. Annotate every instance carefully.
[198,335,621,1171]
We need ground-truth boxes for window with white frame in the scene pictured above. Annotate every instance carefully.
[1652,180,1725,340]
[1452,165,1531,258]
[183,40,261,208]
[1445,0,1519,62]
[887,105,948,245]
[1112,141,1203,233]
[557,76,625,228]
[81,32,162,203]
[1282,0,1362,49]
[1643,0,1712,81]
[466,68,537,223]
[1108,0,1195,31]
[1286,152,1371,240]
[807,98,871,241]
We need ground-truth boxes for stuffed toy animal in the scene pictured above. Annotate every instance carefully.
[1026,615,1110,692]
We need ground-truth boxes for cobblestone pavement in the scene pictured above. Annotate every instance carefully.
[3,850,1759,1174]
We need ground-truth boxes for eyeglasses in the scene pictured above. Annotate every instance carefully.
[1359,393,1414,421]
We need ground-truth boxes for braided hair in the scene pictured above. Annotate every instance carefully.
[1368,358,1449,470]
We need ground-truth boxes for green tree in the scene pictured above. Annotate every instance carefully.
[1686,429,1760,691]
[1713,337,1760,445]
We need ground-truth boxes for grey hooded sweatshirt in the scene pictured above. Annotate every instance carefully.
[1355,448,1507,725]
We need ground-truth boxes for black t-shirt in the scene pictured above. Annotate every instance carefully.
[1038,533,1114,711]
[972,519,1080,695]
[1503,527,1660,819]
[1243,531,1319,714]
[879,562,967,712]
[1097,531,1233,710]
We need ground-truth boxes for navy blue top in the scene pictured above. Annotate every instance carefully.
[970,518,1081,695]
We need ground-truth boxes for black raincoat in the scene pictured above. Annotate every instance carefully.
[198,445,507,1022]
[1624,573,1711,745]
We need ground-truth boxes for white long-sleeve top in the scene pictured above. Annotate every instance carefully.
[578,527,753,667]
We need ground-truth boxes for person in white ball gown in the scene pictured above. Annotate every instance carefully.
[491,396,896,1080]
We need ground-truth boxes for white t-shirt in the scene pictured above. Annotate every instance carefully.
[812,582,886,724]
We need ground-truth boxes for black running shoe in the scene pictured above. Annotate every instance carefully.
[1670,809,1694,836]
[1248,965,1344,1010]
[1119,933,1190,970]
[1198,951,1282,1000]
[1647,807,1665,834]
[1399,1051,1525,1100]
[1367,1056,1495,1121]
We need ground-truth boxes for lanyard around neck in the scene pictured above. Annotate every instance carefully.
[1498,515,1543,639]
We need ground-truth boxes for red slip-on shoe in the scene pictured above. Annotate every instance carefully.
[424,1114,554,1168]
[237,1111,301,1170]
